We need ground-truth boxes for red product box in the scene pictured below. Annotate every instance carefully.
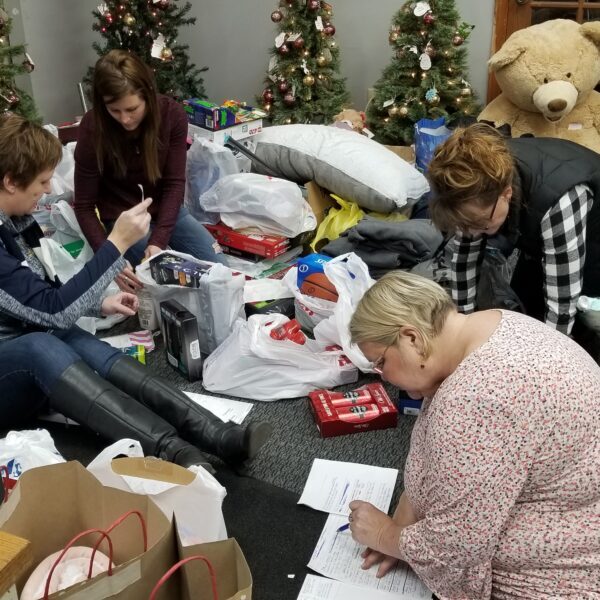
[206,223,290,259]
[308,382,398,438]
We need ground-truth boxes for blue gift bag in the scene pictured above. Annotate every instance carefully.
[414,117,452,172]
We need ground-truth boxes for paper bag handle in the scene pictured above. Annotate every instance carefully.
[148,555,218,600]
[89,509,148,576]
[0,465,9,504]
[44,528,114,600]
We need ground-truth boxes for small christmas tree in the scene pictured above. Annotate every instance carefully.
[0,4,38,121]
[258,0,349,125]
[89,0,207,99]
[367,0,479,144]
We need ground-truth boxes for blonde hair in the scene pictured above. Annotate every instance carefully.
[349,271,454,357]
[0,113,62,189]
[427,123,515,232]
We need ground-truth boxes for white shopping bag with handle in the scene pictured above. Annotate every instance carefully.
[87,439,227,546]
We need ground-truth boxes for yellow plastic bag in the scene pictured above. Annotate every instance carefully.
[310,194,364,252]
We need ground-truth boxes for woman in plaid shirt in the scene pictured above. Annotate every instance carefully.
[426,123,600,341]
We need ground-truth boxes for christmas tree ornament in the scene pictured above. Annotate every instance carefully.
[424,42,435,57]
[316,54,327,66]
[153,0,170,8]
[278,80,290,93]
[278,43,290,55]
[389,31,400,44]
[413,1,431,17]
[425,87,440,105]
[324,24,336,36]
[293,36,305,49]
[262,89,275,102]
[303,74,315,86]
[452,34,464,46]
[283,93,296,106]
[271,10,284,23]
[307,0,320,10]
[6,91,19,106]
[419,52,432,70]
[123,13,136,26]
[388,105,400,117]
[460,86,472,97]
[423,12,436,25]
[161,47,173,61]
[399,105,409,116]
[264,103,272,112]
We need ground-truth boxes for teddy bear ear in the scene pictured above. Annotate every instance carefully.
[488,44,526,72]
[581,21,600,47]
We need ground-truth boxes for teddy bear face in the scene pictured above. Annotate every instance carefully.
[491,19,600,123]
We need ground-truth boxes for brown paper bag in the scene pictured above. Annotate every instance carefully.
[176,533,252,600]
[0,461,180,599]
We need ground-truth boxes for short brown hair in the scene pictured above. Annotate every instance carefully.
[427,123,514,232]
[92,49,161,182]
[0,113,62,190]
[349,271,455,358]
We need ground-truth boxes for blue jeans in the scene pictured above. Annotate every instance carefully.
[105,206,228,267]
[0,327,122,425]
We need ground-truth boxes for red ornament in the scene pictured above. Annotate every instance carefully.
[155,0,170,8]
[452,34,464,46]
[271,9,284,22]
[278,43,290,55]
[423,12,435,25]
[307,0,320,11]
[262,89,275,102]
[283,93,296,106]
[324,24,336,36]
[293,37,305,49]
[278,80,289,93]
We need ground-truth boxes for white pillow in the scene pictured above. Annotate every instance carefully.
[253,124,429,213]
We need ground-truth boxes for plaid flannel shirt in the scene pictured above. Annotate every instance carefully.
[451,184,593,336]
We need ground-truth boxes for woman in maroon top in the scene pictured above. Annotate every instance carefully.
[74,50,226,293]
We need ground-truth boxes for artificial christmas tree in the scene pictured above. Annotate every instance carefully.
[367,0,479,144]
[89,0,206,99]
[0,4,38,121]
[258,0,349,125]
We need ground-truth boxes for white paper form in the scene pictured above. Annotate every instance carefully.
[298,459,398,516]
[297,574,430,600]
[185,392,253,424]
[308,514,431,599]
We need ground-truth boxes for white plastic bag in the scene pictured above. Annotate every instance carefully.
[87,439,227,546]
[184,137,241,224]
[200,173,317,237]
[283,267,336,333]
[135,250,245,353]
[313,253,375,372]
[202,314,358,401]
[0,429,65,481]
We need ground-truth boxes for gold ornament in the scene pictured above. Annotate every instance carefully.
[316,54,327,67]
[388,105,400,117]
[123,13,136,26]
[161,47,173,61]
[427,93,440,106]
[303,74,315,86]
[388,31,400,44]
[399,105,409,116]
[460,86,472,97]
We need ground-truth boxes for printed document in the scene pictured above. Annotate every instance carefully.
[297,574,431,600]
[308,514,431,598]
[185,391,253,424]
[298,458,398,516]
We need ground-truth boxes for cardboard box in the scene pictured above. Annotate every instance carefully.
[385,145,416,165]
[303,181,335,226]
[206,222,289,259]
[188,120,263,145]
[309,383,398,437]
[160,299,203,382]
[183,98,265,131]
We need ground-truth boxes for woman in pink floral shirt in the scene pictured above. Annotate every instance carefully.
[348,271,600,599]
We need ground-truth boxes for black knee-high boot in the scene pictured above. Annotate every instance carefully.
[106,355,273,465]
[49,360,215,473]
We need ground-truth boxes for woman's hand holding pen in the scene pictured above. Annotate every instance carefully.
[108,197,152,254]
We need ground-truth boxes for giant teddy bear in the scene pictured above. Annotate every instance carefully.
[478,19,600,153]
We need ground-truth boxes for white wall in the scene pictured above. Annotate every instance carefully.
[13,0,494,124]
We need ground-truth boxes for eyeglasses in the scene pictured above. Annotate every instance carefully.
[482,194,500,231]
[372,343,393,375]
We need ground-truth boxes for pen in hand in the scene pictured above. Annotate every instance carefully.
[337,523,350,533]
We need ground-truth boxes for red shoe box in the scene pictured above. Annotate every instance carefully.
[309,383,398,438]
[206,223,289,259]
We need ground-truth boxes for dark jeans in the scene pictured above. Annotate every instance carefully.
[0,326,122,425]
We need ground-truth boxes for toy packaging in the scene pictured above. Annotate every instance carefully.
[296,253,338,302]
[159,299,203,382]
[183,98,266,131]
[206,222,290,259]
[309,382,398,437]
[149,252,212,288]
